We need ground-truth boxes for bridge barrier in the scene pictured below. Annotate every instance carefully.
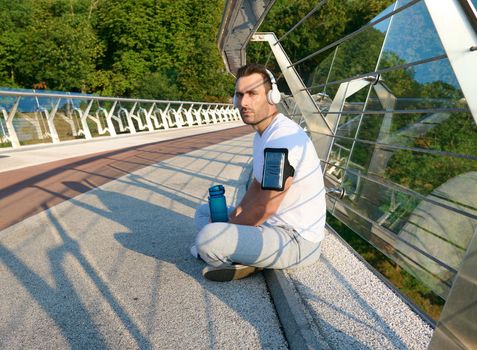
[218,0,477,347]
[0,90,240,149]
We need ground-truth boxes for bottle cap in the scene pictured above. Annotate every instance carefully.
[209,185,225,196]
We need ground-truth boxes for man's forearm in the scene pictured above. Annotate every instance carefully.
[229,179,270,226]
[229,177,291,226]
[230,179,258,217]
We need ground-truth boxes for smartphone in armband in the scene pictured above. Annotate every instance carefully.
[261,148,295,191]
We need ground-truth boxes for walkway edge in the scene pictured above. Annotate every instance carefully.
[264,269,327,350]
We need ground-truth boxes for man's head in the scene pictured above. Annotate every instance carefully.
[234,63,280,133]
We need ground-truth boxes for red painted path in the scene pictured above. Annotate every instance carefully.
[0,126,252,231]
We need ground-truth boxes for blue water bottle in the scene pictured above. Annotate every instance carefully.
[208,185,228,222]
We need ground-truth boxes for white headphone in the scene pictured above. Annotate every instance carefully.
[234,69,281,108]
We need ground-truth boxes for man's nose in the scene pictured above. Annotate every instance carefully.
[240,94,251,107]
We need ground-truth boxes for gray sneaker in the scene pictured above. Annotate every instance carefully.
[202,264,263,282]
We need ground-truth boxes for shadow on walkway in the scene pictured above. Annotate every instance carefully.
[0,135,286,349]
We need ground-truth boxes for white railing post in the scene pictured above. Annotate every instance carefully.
[1,97,21,148]
[145,103,156,131]
[127,102,138,133]
[75,99,93,140]
[39,98,61,144]
[105,101,118,136]
[186,104,195,126]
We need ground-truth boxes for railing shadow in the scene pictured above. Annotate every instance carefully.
[289,254,413,349]
[0,204,151,348]
[0,135,286,348]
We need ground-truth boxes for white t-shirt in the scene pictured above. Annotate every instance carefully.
[253,114,326,242]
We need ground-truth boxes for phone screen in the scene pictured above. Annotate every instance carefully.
[262,150,286,190]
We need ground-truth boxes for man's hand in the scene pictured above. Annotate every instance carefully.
[229,177,292,226]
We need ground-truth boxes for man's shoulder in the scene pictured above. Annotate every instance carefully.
[265,114,307,143]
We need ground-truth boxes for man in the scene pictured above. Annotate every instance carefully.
[192,63,326,282]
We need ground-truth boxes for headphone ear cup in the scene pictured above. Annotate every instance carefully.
[267,86,281,105]
[265,69,281,105]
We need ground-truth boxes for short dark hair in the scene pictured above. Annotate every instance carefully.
[236,63,272,91]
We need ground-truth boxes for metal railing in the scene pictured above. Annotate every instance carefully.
[0,90,240,149]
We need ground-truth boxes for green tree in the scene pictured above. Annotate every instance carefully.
[249,0,394,84]
[0,0,31,87]
[94,0,233,101]
[10,0,103,92]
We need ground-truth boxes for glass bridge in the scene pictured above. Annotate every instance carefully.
[0,0,476,349]
[219,0,476,348]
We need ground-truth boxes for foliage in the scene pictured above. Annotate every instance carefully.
[0,0,233,101]
[248,0,394,82]
[387,112,477,195]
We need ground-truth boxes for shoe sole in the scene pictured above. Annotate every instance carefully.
[202,265,263,282]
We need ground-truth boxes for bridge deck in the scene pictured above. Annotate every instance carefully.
[0,122,432,349]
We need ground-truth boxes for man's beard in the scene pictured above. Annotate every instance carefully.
[241,111,276,126]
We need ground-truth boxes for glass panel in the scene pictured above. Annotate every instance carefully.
[331,185,456,298]
[53,98,85,141]
[354,111,477,157]
[308,47,336,92]
[324,140,351,183]
[395,0,416,9]
[378,1,445,69]
[378,58,465,110]
[347,137,477,198]
[373,1,397,24]
[304,21,389,89]
[340,170,476,294]
[253,0,395,88]
[387,148,477,195]
[94,100,115,137]
[9,96,52,146]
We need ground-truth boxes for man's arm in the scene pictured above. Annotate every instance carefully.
[229,176,293,226]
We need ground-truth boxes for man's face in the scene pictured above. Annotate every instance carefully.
[235,73,272,126]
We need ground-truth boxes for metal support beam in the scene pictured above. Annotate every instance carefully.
[217,0,276,74]
[424,0,477,124]
[428,227,477,349]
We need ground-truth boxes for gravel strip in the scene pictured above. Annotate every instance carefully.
[286,230,434,349]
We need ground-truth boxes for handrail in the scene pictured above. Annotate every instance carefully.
[0,90,240,149]
[0,90,232,105]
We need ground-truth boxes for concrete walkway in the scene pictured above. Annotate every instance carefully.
[0,122,434,349]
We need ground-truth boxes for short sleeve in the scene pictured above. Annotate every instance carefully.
[264,127,304,169]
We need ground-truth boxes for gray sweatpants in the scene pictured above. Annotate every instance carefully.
[194,204,322,269]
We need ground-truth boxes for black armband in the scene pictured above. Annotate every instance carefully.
[261,148,295,191]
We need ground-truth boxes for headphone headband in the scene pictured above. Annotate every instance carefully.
[265,69,276,85]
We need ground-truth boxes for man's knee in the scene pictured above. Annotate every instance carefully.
[195,222,231,256]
